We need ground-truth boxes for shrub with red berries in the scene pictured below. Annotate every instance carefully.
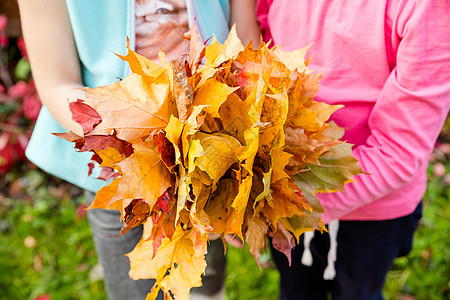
[0,11,41,174]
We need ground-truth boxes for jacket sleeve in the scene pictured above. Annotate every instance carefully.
[319,0,450,222]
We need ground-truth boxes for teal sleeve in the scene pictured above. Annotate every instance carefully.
[193,0,230,43]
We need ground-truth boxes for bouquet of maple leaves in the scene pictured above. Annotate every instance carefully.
[56,25,362,300]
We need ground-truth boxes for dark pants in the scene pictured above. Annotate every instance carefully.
[270,203,422,300]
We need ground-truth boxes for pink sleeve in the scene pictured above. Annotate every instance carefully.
[319,0,450,222]
[256,0,273,42]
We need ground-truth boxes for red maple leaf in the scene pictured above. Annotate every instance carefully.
[153,131,175,168]
[69,99,102,134]
[81,134,134,157]
[155,190,172,216]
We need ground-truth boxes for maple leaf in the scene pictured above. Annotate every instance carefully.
[97,166,120,181]
[294,142,363,194]
[271,221,297,266]
[81,134,134,155]
[95,147,129,168]
[244,214,268,267]
[82,74,171,141]
[284,126,341,170]
[152,130,176,168]
[164,115,185,166]
[127,226,207,300]
[88,178,123,211]
[155,190,173,216]
[111,142,173,211]
[172,55,194,122]
[121,199,150,235]
[116,37,168,88]
[203,179,237,234]
[192,77,239,118]
[69,100,102,134]
[187,23,206,74]
[201,25,244,71]
[273,45,312,73]
[191,132,241,184]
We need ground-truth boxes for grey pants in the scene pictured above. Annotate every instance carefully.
[85,192,226,300]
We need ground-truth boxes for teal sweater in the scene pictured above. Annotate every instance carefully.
[26,0,230,192]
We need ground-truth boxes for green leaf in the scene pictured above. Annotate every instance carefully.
[15,58,31,80]
[294,143,363,195]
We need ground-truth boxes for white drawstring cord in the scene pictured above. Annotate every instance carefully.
[300,231,314,266]
[323,219,339,280]
[301,219,339,280]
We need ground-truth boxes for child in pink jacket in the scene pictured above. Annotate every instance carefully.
[255,0,450,299]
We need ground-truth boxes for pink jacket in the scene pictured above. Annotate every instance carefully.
[257,0,450,222]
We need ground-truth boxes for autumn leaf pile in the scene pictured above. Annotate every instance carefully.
[56,26,362,300]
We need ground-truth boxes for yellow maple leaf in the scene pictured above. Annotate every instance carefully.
[201,25,244,71]
[128,226,207,300]
[111,142,173,211]
[83,74,171,141]
[244,215,268,267]
[193,77,239,118]
[88,177,123,212]
[191,132,241,183]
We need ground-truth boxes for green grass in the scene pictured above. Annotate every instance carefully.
[0,169,106,300]
[384,172,450,300]
[0,163,449,300]
[226,247,279,300]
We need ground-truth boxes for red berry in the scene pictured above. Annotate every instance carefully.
[8,81,29,98]
[23,93,42,121]
[0,133,15,173]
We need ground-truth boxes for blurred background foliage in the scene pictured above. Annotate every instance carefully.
[1,1,449,299]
